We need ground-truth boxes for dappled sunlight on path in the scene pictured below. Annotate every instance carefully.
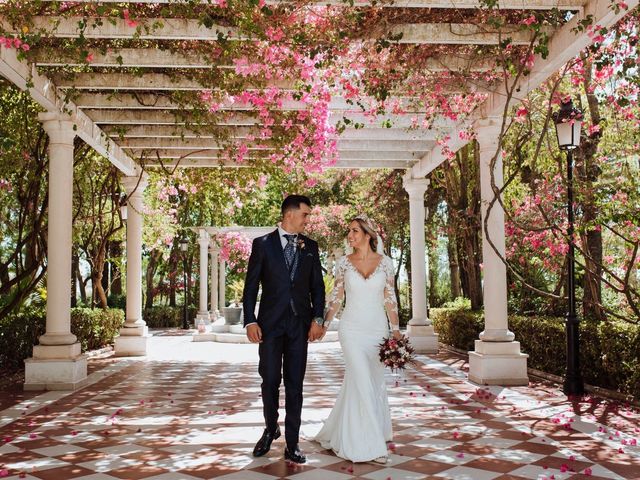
[0,335,639,479]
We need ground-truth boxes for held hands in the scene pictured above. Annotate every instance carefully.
[391,330,403,341]
[246,324,263,343]
[308,322,325,342]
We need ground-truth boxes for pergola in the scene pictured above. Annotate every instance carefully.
[0,0,634,391]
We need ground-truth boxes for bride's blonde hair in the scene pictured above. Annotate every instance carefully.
[350,214,378,252]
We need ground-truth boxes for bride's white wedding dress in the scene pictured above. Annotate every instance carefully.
[314,254,399,462]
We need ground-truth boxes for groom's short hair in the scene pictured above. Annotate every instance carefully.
[281,195,312,216]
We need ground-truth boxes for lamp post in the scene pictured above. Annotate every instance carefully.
[180,238,189,330]
[553,98,584,396]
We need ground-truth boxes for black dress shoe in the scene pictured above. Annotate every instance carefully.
[284,445,307,464]
[253,427,281,457]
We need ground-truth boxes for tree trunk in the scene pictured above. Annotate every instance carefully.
[169,250,177,307]
[578,53,605,321]
[441,142,483,310]
[447,217,462,299]
[92,244,108,308]
[71,253,78,307]
[145,249,162,309]
[111,241,122,295]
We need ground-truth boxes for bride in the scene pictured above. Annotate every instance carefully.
[315,214,402,464]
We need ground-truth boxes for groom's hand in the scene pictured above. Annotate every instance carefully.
[246,324,262,343]
[308,323,324,342]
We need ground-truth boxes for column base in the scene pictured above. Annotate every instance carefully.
[406,324,439,354]
[468,340,529,386]
[24,345,87,391]
[196,312,211,325]
[114,325,150,357]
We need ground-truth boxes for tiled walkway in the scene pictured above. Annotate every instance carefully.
[1,334,639,480]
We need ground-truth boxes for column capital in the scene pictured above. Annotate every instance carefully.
[402,173,430,198]
[121,172,149,196]
[38,112,76,144]
[198,228,210,246]
[209,245,220,255]
[473,116,503,140]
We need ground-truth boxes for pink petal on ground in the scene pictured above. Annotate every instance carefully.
[0,469,9,477]
[456,453,464,458]
[584,467,592,476]
[29,433,37,439]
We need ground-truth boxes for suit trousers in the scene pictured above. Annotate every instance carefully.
[258,311,309,449]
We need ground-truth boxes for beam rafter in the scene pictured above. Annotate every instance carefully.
[34,48,496,72]
[103,124,440,141]
[143,158,410,169]
[24,16,554,45]
[37,0,587,10]
[117,137,433,152]
[85,108,447,129]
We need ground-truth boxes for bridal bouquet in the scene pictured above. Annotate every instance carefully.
[379,336,415,372]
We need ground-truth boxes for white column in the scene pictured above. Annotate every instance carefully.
[196,229,210,324]
[468,117,528,385]
[25,113,87,390]
[219,258,226,312]
[210,246,219,316]
[114,172,150,356]
[403,173,438,353]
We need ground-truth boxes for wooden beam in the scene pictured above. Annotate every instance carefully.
[104,124,440,141]
[37,0,587,10]
[127,148,423,162]
[73,92,427,113]
[53,73,292,90]
[117,137,433,152]
[86,109,441,129]
[0,46,136,175]
[34,48,495,72]
[144,158,410,169]
[28,16,553,45]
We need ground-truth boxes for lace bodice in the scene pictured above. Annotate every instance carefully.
[324,255,399,329]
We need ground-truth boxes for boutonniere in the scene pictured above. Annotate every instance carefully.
[297,238,306,250]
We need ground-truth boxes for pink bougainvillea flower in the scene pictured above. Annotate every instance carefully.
[584,467,593,476]
[0,469,8,477]
[123,9,138,28]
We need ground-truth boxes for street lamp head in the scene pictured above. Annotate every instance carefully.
[553,98,583,151]
[179,238,189,252]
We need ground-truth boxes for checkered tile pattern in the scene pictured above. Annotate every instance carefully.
[1,337,639,479]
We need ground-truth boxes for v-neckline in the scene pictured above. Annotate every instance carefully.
[346,255,383,281]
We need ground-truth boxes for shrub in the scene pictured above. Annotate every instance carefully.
[143,305,196,328]
[431,307,483,351]
[0,307,124,372]
[431,307,640,399]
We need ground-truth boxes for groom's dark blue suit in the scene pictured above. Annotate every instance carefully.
[243,229,325,449]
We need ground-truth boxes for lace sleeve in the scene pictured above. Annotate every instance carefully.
[383,256,400,330]
[324,257,346,328]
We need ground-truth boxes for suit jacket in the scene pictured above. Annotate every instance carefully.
[242,230,325,333]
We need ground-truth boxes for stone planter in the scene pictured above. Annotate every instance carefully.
[222,306,243,325]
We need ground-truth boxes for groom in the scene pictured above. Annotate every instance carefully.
[243,194,326,464]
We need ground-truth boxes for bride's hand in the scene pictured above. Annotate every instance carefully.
[392,330,402,341]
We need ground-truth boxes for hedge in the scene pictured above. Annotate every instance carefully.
[143,305,198,328]
[431,307,640,399]
[0,307,124,372]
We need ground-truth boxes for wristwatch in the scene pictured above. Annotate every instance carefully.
[313,316,325,327]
